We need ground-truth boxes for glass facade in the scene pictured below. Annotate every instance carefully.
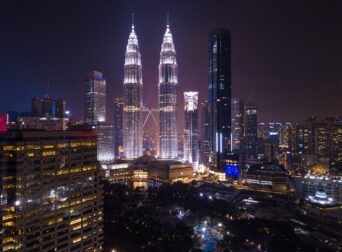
[231,98,244,153]
[245,104,258,159]
[158,23,178,159]
[208,28,231,169]
[84,71,106,123]
[114,97,123,158]
[123,22,143,159]
[183,92,199,164]
[97,122,115,161]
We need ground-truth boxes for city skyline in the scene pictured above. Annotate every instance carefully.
[1,1,342,123]
[1,2,342,251]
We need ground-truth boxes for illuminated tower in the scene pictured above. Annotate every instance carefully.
[123,14,143,159]
[231,98,244,153]
[158,15,178,159]
[84,71,106,123]
[208,28,231,168]
[184,92,199,164]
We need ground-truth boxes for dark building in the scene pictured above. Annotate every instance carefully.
[208,28,231,170]
[245,162,288,193]
[114,97,123,158]
[245,104,258,159]
[0,130,103,251]
[200,101,210,164]
[231,98,244,153]
[31,96,66,118]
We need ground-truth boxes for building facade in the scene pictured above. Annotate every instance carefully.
[84,70,106,124]
[114,97,123,158]
[200,101,210,164]
[158,21,178,159]
[0,130,103,251]
[97,122,115,161]
[32,97,66,118]
[183,92,199,164]
[245,104,258,159]
[231,98,244,153]
[208,28,232,169]
[123,20,143,159]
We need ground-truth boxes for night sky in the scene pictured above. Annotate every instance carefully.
[1,0,341,123]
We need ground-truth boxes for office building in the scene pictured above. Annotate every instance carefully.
[183,92,199,164]
[0,130,103,251]
[244,104,258,159]
[200,101,210,164]
[208,28,231,169]
[331,123,342,175]
[123,17,143,159]
[231,98,244,153]
[97,122,114,161]
[158,18,178,159]
[84,71,106,123]
[31,97,66,118]
[114,97,123,158]
[245,162,288,193]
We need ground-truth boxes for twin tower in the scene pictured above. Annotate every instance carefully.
[123,14,178,159]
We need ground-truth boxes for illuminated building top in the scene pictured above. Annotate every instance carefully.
[123,14,143,159]
[184,92,199,112]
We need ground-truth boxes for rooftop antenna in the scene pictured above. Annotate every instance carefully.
[166,11,170,27]
[131,13,135,29]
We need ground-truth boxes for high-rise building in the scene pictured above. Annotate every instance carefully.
[0,130,103,251]
[245,104,258,159]
[279,123,293,149]
[114,97,123,158]
[97,122,115,161]
[123,16,143,159]
[331,122,342,175]
[231,98,244,153]
[84,70,106,123]
[208,28,231,169]
[200,101,210,164]
[158,18,178,159]
[183,92,199,164]
[32,97,66,118]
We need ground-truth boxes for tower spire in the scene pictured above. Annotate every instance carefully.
[131,13,135,29]
[166,11,169,28]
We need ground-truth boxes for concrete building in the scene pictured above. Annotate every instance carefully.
[0,130,103,251]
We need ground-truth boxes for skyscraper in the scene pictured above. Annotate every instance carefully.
[84,70,106,123]
[231,98,244,153]
[97,122,115,161]
[32,96,66,118]
[331,122,342,175]
[0,130,103,251]
[114,97,123,158]
[158,17,178,159]
[200,101,210,164]
[245,104,258,159]
[208,28,231,168]
[183,92,199,164]
[123,15,143,159]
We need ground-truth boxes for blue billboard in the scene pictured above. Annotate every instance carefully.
[225,164,239,179]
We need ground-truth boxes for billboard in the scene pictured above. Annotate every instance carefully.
[0,114,7,132]
[225,164,239,179]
